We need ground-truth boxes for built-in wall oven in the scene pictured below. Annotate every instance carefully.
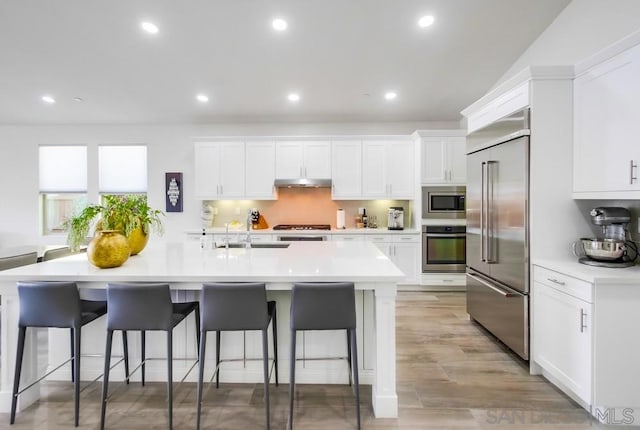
[422,225,466,273]
[422,186,466,219]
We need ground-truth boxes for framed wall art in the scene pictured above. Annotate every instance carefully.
[165,172,183,212]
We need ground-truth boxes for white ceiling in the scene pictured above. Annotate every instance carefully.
[0,0,571,125]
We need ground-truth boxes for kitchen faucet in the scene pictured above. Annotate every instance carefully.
[245,209,252,248]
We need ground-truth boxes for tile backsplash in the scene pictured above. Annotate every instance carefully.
[202,187,412,229]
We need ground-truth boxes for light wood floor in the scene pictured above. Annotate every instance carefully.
[1,292,604,429]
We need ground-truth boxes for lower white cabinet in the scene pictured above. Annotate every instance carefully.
[369,235,419,285]
[533,267,592,404]
[532,263,640,423]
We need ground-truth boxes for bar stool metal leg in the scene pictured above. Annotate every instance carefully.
[141,330,146,386]
[10,326,27,425]
[215,331,221,388]
[196,330,207,430]
[167,331,173,430]
[272,305,279,386]
[73,327,81,426]
[100,329,114,430]
[350,328,361,430]
[288,330,296,430]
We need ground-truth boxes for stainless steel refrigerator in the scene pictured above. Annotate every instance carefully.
[466,109,530,360]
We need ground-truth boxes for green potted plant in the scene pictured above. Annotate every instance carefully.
[65,195,164,255]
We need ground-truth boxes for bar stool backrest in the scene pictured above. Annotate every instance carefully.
[106,283,173,331]
[17,281,82,328]
[0,252,37,271]
[42,247,75,261]
[201,282,268,331]
[291,282,356,330]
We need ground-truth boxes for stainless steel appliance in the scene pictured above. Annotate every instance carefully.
[387,207,404,230]
[274,224,330,241]
[573,207,638,268]
[422,225,466,273]
[422,186,466,219]
[466,108,530,360]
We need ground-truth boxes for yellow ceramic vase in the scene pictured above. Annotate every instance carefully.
[127,226,149,256]
[87,230,131,269]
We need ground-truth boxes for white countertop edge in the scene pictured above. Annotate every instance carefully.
[533,257,640,284]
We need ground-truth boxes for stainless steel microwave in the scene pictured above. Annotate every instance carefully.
[422,186,466,219]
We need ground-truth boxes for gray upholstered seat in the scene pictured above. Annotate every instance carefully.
[0,252,37,271]
[41,246,79,261]
[100,282,199,430]
[11,281,127,427]
[196,282,278,430]
[289,282,360,430]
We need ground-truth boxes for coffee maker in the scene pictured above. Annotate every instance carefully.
[574,207,638,268]
[387,207,404,230]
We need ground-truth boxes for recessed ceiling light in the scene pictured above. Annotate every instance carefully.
[288,93,300,102]
[73,97,84,102]
[141,21,159,34]
[272,18,288,31]
[384,92,397,100]
[196,94,209,103]
[41,95,56,104]
[418,15,435,28]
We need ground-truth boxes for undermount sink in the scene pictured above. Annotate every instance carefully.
[216,242,290,249]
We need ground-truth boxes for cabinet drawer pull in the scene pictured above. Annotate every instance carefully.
[580,308,587,333]
[547,278,565,286]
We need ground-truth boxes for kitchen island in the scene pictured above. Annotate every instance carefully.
[0,240,403,418]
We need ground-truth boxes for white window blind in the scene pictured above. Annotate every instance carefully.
[39,146,87,192]
[99,145,147,193]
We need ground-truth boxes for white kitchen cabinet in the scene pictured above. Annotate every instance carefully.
[421,136,466,184]
[573,42,640,198]
[532,266,592,405]
[362,140,415,199]
[370,234,419,284]
[245,141,277,199]
[276,141,331,180]
[194,142,245,199]
[331,140,362,199]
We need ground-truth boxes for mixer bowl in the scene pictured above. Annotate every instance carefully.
[579,238,626,261]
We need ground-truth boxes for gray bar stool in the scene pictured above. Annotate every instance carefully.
[11,281,128,427]
[289,282,360,430]
[0,252,37,271]
[196,282,278,430]
[100,282,199,430]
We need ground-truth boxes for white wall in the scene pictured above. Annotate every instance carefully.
[494,0,640,87]
[0,120,457,247]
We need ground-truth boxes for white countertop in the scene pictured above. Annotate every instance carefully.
[533,257,640,284]
[0,241,405,285]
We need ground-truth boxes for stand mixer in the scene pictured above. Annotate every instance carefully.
[574,207,638,268]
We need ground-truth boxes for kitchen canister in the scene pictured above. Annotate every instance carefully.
[336,209,346,229]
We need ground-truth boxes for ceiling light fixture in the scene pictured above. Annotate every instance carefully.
[418,15,435,28]
[41,95,56,104]
[288,93,300,102]
[272,18,288,31]
[196,94,209,103]
[384,92,397,100]
[141,21,159,34]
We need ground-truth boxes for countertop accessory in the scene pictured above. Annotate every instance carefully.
[387,207,404,231]
[337,209,346,229]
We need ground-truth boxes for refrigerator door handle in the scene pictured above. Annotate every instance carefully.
[466,273,515,297]
[481,161,487,262]
[486,160,497,263]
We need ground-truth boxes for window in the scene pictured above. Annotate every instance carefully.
[39,146,87,235]
[99,145,147,194]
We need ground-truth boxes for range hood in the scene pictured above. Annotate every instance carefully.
[274,178,332,188]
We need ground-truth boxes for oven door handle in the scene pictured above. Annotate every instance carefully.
[425,233,466,238]
[466,273,514,297]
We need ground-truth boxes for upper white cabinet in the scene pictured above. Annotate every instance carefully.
[573,42,640,198]
[331,140,362,199]
[245,141,277,200]
[419,133,466,184]
[276,141,331,180]
[194,142,245,199]
[362,140,415,199]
